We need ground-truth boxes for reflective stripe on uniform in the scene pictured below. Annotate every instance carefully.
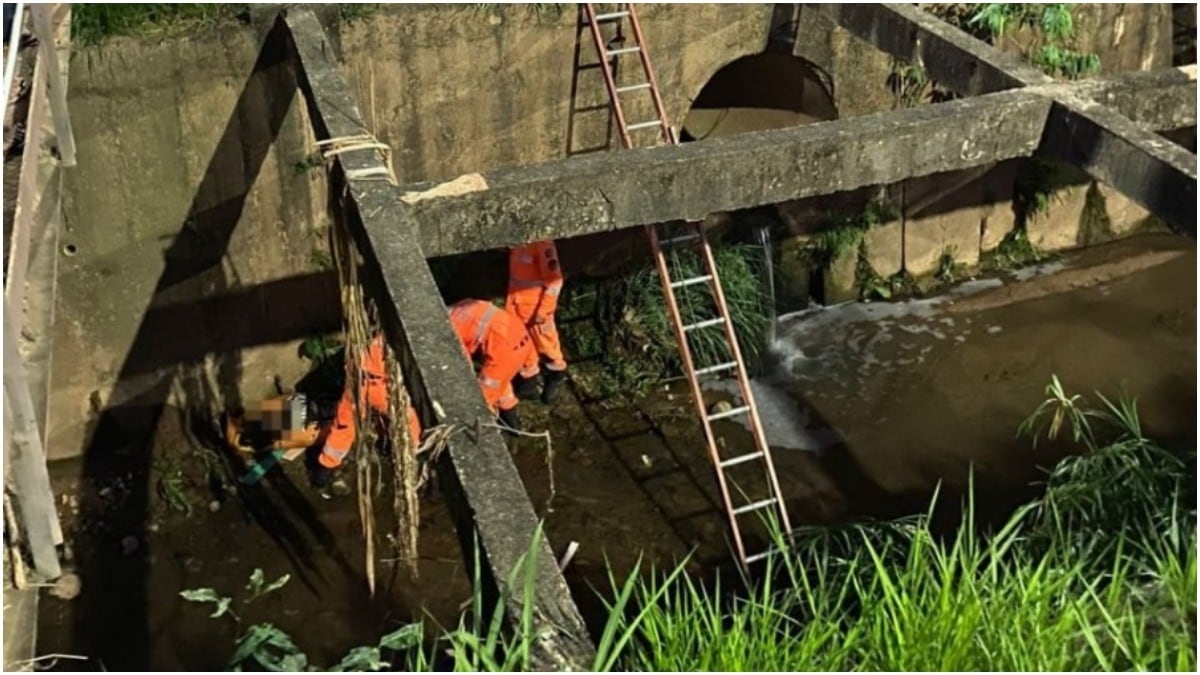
[545,281,563,296]
[498,395,518,409]
[474,305,498,348]
[323,444,350,460]
[480,376,501,390]
[518,255,534,264]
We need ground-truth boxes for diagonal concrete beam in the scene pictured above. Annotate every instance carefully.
[811,2,1197,236]
[413,88,1052,257]
[1066,65,1197,132]
[283,10,595,670]
[811,2,1052,95]
[1040,94,1197,234]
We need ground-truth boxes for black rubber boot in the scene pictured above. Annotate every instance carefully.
[498,407,522,432]
[513,373,540,400]
[541,369,567,405]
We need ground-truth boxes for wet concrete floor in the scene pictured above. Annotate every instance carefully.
[35,233,1196,670]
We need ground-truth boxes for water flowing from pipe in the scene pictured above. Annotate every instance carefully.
[754,224,778,375]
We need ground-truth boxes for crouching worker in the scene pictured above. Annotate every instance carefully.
[310,334,423,496]
[448,298,536,432]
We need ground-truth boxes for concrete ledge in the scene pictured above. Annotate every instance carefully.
[412,89,1052,256]
[284,9,595,670]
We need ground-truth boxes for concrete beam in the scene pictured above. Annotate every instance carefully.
[1069,65,1198,132]
[283,10,595,670]
[412,88,1052,257]
[1039,94,1197,235]
[810,2,1051,95]
[814,2,1197,236]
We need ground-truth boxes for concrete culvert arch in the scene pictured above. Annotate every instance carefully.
[680,53,838,141]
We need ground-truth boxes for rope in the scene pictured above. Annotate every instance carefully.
[316,134,398,185]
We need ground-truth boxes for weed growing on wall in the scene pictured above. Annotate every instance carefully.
[904,4,1101,112]
[982,227,1047,272]
[968,4,1101,79]
[795,201,907,301]
[72,4,250,46]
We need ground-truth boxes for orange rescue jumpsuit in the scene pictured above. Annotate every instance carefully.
[320,336,423,470]
[506,241,566,379]
[448,299,535,413]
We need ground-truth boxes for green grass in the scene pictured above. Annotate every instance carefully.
[72,4,250,46]
[558,242,772,395]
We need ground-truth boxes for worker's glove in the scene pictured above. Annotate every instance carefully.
[497,407,522,433]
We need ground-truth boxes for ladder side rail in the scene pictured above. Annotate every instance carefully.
[646,223,749,565]
[624,4,674,146]
[695,230,794,536]
[582,4,634,149]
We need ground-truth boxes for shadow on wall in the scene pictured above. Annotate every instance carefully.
[681,53,838,142]
[63,17,346,669]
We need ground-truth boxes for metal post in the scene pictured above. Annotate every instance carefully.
[28,4,73,167]
[3,301,62,581]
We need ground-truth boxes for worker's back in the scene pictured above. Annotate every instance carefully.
[449,299,527,359]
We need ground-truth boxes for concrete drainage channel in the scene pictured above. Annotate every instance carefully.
[4,3,1195,671]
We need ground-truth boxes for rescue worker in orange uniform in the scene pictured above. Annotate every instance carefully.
[448,298,535,431]
[506,240,568,404]
[311,334,423,493]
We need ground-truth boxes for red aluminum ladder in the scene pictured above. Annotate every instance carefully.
[581,3,793,569]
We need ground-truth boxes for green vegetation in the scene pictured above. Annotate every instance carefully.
[793,201,916,301]
[968,4,1101,79]
[935,245,968,285]
[72,4,250,46]
[181,569,422,671]
[982,227,1048,272]
[338,4,384,24]
[899,4,1101,110]
[561,243,772,395]
[71,3,388,46]
[186,376,1195,670]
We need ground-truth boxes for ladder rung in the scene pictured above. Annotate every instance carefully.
[719,450,764,468]
[708,404,750,421]
[608,46,642,56]
[594,10,630,21]
[670,274,712,289]
[733,498,778,516]
[660,232,700,247]
[695,361,737,376]
[627,120,662,131]
[617,82,651,93]
[683,317,724,332]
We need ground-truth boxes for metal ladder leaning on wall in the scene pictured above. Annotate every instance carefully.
[581,3,793,569]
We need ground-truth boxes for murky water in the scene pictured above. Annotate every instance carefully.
[37,234,1196,670]
[706,234,1196,524]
